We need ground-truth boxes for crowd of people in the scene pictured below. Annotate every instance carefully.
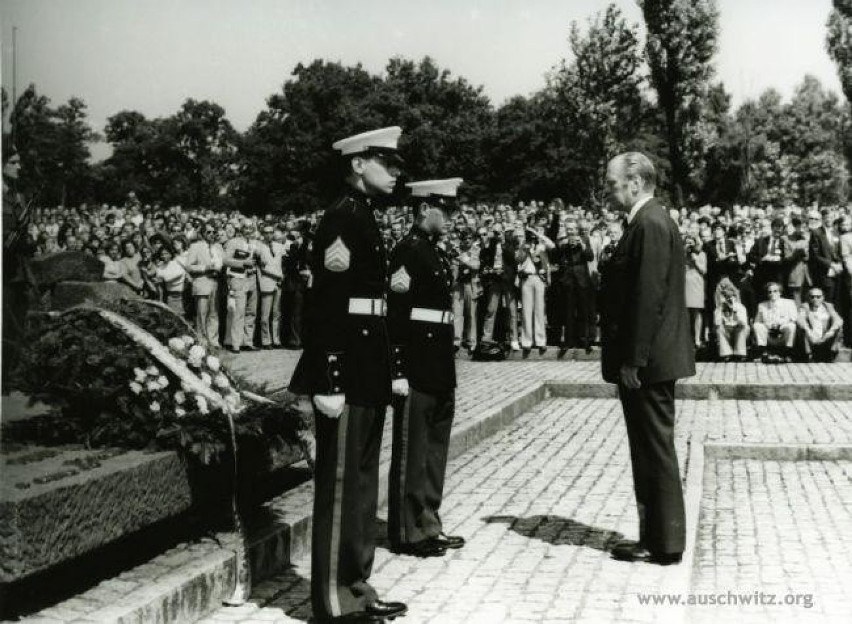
[23,195,852,362]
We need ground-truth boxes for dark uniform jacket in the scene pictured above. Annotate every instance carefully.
[289,191,392,407]
[600,198,695,385]
[387,227,456,396]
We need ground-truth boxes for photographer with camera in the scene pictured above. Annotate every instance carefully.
[478,222,520,351]
[752,281,798,363]
[517,225,554,356]
[713,278,749,362]
[553,220,594,357]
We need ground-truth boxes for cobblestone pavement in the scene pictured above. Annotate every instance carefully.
[198,393,852,624]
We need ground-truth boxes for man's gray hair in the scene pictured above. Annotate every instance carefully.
[611,152,656,191]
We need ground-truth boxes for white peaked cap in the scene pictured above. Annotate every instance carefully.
[406,178,464,198]
[332,126,402,155]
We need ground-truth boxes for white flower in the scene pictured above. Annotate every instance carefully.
[187,354,202,368]
[133,367,147,383]
[175,406,186,418]
[195,395,209,414]
[205,355,221,372]
[174,390,186,405]
[157,375,169,389]
[181,381,192,393]
[146,365,159,377]
[129,381,143,394]
[146,381,160,393]
[200,372,212,386]
[189,345,206,361]
[214,373,230,389]
[180,335,195,347]
[168,337,186,353]
[150,401,160,412]
[224,391,242,412]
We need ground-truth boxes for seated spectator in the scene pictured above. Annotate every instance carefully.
[798,287,843,362]
[752,281,798,363]
[713,278,750,362]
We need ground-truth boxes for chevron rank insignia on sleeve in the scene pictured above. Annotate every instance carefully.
[390,265,411,293]
[324,236,351,272]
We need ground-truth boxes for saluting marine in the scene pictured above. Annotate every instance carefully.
[289,127,408,624]
[386,178,467,558]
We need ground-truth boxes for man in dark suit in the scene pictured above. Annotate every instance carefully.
[600,152,695,566]
[807,210,843,304]
[747,217,789,300]
[479,224,520,349]
[289,127,407,624]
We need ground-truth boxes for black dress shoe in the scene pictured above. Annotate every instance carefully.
[557,346,569,359]
[432,533,465,549]
[538,346,547,356]
[227,347,240,355]
[611,541,682,565]
[365,599,407,619]
[392,540,446,557]
[522,347,531,359]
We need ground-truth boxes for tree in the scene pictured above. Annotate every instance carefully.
[639,0,720,206]
[546,4,645,206]
[827,0,852,105]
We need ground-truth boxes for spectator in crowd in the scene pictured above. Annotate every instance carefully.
[554,220,594,356]
[223,220,259,353]
[185,224,223,347]
[684,234,707,349]
[281,225,310,349]
[785,216,810,305]
[517,226,554,356]
[257,222,285,349]
[753,282,798,363]
[451,233,480,352]
[479,223,519,351]
[840,214,852,347]
[748,217,788,300]
[798,286,843,362]
[154,245,188,315]
[807,210,843,305]
[713,278,749,362]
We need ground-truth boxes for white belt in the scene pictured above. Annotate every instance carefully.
[348,297,386,316]
[411,307,454,325]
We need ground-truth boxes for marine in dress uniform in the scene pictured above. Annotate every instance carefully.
[600,152,695,565]
[288,127,408,624]
[386,178,467,558]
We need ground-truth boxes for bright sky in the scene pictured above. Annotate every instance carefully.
[0,0,843,160]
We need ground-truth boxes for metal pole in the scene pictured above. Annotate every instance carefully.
[12,26,17,105]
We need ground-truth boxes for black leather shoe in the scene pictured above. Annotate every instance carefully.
[365,599,407,619]
[557,346,569,359]
[611,541,682,565]
[432,533,465,549]
[538,346,547,356]
[227,347,240,355]
[392,540,446,557]
[522,347,531,359]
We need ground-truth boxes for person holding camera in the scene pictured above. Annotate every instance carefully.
[186,224,224,347]
[452,232,481,352]
[684,234,707,349]
[223,219,260,353]
[479,222,520,350]
[554,220,594,357]
[282,225,312,349]
[713,278,749,362]
[517,226,555,356]
[752,281,798,363]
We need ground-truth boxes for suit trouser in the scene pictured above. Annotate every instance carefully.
[312,404,385,620]
[258,287,282,346]
[194,286,220,347]
[388,388,455,547]
[283,286,305,347]
[520,275,547,348]
[452,283,478,346]
[563,280,595,348]
[618,380,686,554]
[481,281,518,344]
[226,276,257,350]
[752,322,796,348]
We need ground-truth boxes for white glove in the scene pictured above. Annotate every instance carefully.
[392,378,410,397]
[313,394,346,418]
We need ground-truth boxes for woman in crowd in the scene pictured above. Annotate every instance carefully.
[713,278,749,362]
[684,234,708,349]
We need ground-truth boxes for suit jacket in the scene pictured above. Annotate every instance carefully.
[479,237,518,286]
[747,235,789,289]
[185,240,223,296]
[754,298,798,327]
[797,301,843,337]
[703,238,738,285]
[808,227,840,288]
[599,198,695,384]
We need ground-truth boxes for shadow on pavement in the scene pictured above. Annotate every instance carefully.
[483,515,625,552]
[257,565,313,622]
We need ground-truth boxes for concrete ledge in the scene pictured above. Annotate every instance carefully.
[547,381,852,401]
[703,442,852,461]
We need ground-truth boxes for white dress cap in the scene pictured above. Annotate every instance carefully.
[406,178,464,198]
[332,126,402,155]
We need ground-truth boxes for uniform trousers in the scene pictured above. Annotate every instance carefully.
[388,388,455,547]
[312,404,385,620]
[617,380,686,554]
[226,275,257,350]
[520,274,547,348]
[258,286,282,346]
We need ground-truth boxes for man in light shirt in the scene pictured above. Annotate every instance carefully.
[798,286,843,362]
[752,282,798,363]
[257,222,286,349]
[186,224,224,347]
[223,219,260,353]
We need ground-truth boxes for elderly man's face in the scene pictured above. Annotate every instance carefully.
[605,162,636,210]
